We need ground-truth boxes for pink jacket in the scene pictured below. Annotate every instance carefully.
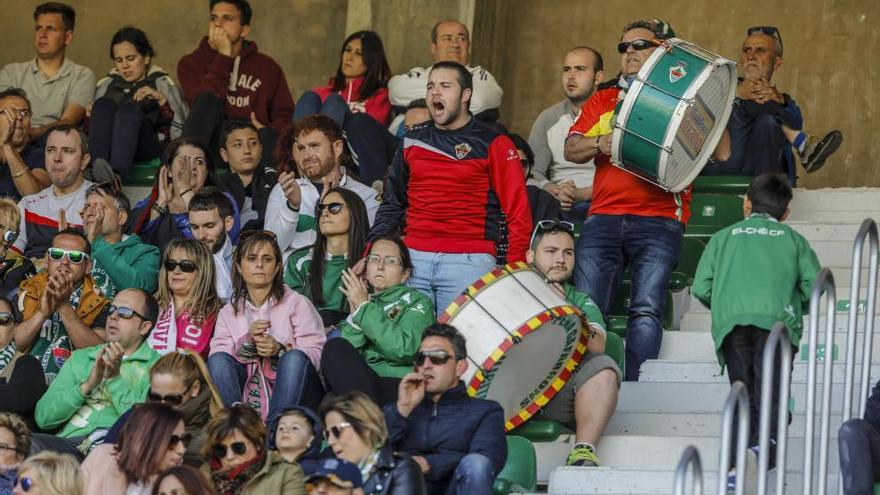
[209,287,326,371]
[313,77,391,126]
[81,444,154,495]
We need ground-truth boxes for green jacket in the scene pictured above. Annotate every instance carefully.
[340,284,434,378]
[693,214,821,366]
[35,340,160,438]
[90,234,161,297]
[202,450,306,495]
[563,283,607,335]
[284,247,347,313]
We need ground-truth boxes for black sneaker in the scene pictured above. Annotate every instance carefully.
[800,130,843,174]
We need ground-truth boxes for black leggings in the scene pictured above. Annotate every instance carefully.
[320,337,400,406]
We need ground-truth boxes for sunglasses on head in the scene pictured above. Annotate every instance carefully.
[212,441,248,458]
[530,219,575,249]
[169,432,193,449]
[325,422,353,439]
[414,350,460,367]
[617,38,656,54]
[747,25,782,42]
[1,229,18,247]
[317,202,345,215]
[164,258,198,273]
[0,312,14,325]
[148,389,185,405]
[47,247,90,264]
[108,304,147,320]
[15,476,33,492]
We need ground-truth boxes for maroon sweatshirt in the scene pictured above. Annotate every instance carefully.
[177,38,294,131]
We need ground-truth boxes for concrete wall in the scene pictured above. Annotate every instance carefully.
[1,0,875,187]
[472,0,879,188]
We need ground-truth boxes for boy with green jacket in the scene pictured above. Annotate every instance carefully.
[32,288,161,458]
[693,174,820,476]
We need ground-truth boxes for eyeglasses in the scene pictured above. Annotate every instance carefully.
[0,442,17,452]
[529,220,575,249]
[47,247,90,264]
[317,202,345,216]
[212,441,248,458]
[1,229,18,247]
[148,389,185,405]
[366,254,402,266]
[325,422,353,439]
[617,39,656,54]
[108,304,147,321]
[15,476,33,492]
[747,26,783,52]
[0,312,14,325]
[168,433,193,449]
[164,259,198,273]
[5,109,32,118]
[414,350,461,367]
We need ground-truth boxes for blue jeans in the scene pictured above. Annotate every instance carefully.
[573,214,683,380]
[441,453,495,495]
[408,249,497,317]
[839,418,880,495]
[207,349,324,418]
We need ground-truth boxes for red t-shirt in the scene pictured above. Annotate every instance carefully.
[567,85,691,223]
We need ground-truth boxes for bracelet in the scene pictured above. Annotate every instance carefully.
[151,203,168,215]
[286,200,300,212]
[11,169,26,179]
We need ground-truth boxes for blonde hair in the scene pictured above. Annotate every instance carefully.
[19,452,82,495]
[156,239,220,323]
[0,412,30,460]
[150,349,224,418]
[318,391,388,448]
[0,197,20,230]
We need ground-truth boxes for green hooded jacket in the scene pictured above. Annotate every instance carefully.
[90,234,161,297]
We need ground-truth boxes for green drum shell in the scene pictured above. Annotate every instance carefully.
[612,39,736,192]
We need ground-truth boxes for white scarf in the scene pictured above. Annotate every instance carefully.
[148,301,178,355]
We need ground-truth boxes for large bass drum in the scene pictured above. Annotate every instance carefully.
[438,262,589,431]
[611,38,737,192]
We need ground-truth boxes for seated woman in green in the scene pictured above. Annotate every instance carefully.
[284,187,369,328]
[320,235,434,406]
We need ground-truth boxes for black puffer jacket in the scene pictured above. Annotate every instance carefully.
[219,166,278,231]
[362,444,426,495]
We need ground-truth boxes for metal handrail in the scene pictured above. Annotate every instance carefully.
[803,268,837,495]
[673,445,704,495]
[719,381,750,495]
[757,323,793,495]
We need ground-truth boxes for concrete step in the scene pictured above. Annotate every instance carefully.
[548,466,840,494]
[788,188,880,221]
[787,221,864,242]
[639,360,880,385]
[596,434,840,473]
[657,329,880,363]
[606,410,858,438]
[618,381,852,414]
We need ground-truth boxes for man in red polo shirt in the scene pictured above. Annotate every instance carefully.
[564,19,729,380]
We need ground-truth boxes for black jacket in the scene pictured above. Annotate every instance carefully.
[362,444,426,495]
[384,382,507,493]
[219,167,278,231]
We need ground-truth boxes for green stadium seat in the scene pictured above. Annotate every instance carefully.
[668,237,707,292]
[493,436,538,494]
[605,331,625,380]
[692,175,752,195]
[511,418,572,443]
[874,483,880,495]
[686,193,744,238]
[127,158,162,188]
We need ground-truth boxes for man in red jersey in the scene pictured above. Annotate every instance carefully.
[565,19,729,380]
[372,61,531,316]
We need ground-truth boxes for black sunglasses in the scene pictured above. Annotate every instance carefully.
[108,304,147,320]
[414,350,461,367]
[148,389,185,405]
[169,432,193,449]
[325,422,353,439]
[617,39,655,54]
[317,202,345,215]
[747,25,783,51]
[0,312,14,325]
[164,258,198,273]
[213,441,248,458]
